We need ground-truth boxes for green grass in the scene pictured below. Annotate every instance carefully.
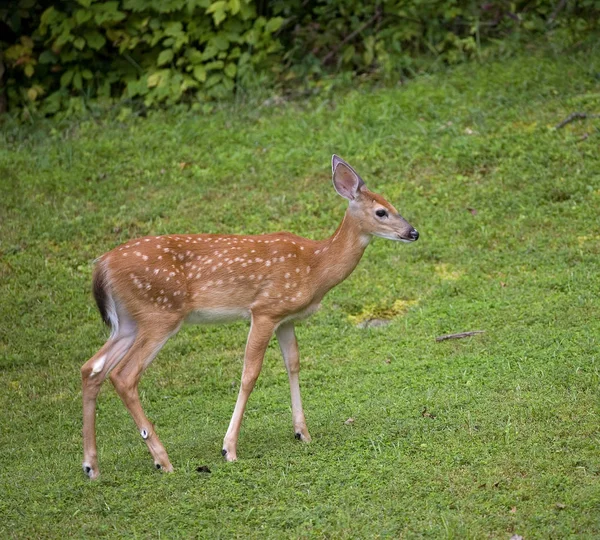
[1,43,600,538]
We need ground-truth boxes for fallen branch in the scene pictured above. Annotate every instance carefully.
[436,330,485,342]
[555,112,600,130]
[321,7,382,65]
[548,0,568,24]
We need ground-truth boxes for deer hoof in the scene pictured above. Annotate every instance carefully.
[82,463,98,479]
[155,462,174,472]
[294,431,312,443]
[222,448,237,462]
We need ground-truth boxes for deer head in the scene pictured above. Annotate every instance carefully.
[331,155,419,243]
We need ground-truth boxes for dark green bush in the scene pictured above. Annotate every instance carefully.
[2,0,285,116]
[1,0,598,117]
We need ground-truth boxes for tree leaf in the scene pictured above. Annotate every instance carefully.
[213,9,226,26]
[75,9,92,25]
[228,0,240,15]
[55,29,74,48]
[213,34,229,51]
[73,71,83,90]
[205,73,222,87]
[39,50,58,64]
[73,37,86,50]
[201,45,218,60]
[157,49,174,66]
[40,7,58,28]
[147,72,161,88]
[224,62,236,78]
[204,60,224,71]
[60,70,74,87]
[164,21,184,37]
[265,17,283,34]
[342,45,355,64]
[193,65,207,82]
[207,1,227,26]
[186,47,203,64]
[206,1,226,15]
[85,31,106,51]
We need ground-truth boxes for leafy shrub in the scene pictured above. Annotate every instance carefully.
[1,0,598,117]
[2,0,284,115]
[273,0,599,79]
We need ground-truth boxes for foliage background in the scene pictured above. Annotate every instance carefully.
[1,44,600,536]
[2,0,599,117]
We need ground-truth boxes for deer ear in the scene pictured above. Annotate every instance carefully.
[331,155,365,201]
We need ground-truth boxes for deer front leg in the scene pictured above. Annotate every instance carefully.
[276,322,311,442]
[222,314,276,462]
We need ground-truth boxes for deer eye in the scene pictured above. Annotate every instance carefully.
[375,209,388,218]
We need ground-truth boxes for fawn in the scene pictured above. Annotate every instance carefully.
[81,155,419,478]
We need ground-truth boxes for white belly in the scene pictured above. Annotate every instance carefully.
[185,307,251,325]
[281,303,321,324]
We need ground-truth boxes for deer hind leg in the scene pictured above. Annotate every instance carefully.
[109,318,181,472]
[222,314,276,462]
[81,332,136,479]
[276,323,311,442]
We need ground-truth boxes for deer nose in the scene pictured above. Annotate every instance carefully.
[409,229,419,241]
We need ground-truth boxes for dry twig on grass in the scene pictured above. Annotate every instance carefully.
[436,330,485,342]
[555,112,600,130]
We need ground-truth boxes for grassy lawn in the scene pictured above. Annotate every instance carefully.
[1,43,600,538]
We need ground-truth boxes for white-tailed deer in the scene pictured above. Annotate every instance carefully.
[81,155,418,478]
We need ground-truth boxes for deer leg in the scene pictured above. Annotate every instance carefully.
[81,333,136,479]
[222,315,276,462]
[109,322,179,472]
[276,323,311,442]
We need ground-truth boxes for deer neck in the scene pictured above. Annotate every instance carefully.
[313,209,371,292]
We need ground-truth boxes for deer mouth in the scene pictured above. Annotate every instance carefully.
[398,228,419,242]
